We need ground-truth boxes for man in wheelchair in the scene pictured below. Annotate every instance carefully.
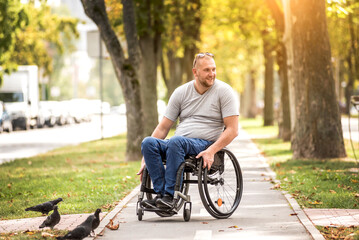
[137,52,239,210]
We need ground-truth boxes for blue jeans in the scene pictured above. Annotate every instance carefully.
[141,136,212,196]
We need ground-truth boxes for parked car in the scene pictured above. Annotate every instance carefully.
[0,101,13,133]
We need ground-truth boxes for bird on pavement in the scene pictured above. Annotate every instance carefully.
[25,198,63,215]
[56,215,94,240]
[39,205,61,229]
[91,208,102,235]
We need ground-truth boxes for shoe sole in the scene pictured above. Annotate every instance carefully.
[156,199,173,209]
[141,201,156,209]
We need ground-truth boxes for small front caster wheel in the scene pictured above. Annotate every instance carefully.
[137,208,143,221]
[183,202,192,222]
[184,208,191,222]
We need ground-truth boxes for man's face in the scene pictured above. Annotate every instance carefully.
[194,57,216,88]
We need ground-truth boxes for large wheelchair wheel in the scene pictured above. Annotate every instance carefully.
[198,149,243,219]
[143,168,190,217]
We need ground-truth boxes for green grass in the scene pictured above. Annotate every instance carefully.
[0,230,67,240]
[0,134,141,220]
[317,226,359,240]
[239,117,359,209]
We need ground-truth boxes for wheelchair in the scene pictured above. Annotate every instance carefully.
[136,148,243,221]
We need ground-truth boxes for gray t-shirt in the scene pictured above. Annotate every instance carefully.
[164,79,239,142]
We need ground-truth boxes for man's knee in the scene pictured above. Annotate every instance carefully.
[141,136,158,151]
[167,136,186,150]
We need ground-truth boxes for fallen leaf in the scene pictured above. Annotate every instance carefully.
[354,194,359,198]
[27,161,32,165]
[218,230,224,232]
[201,222,208,224]
[228,225,238,228]
[308,201,322,205]
[329,190,336,194]
[275,163,281,167]
[106,219,119,230]
[42,232,55,237]
[351,179,358,183]
[7,184,11,189]
[290,213,298,216]
[270,183,281,190]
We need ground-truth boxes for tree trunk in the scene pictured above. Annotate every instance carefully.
[81,0,143,161]
[136,0,164,137]
[277,43,291,141]
[288,0,346,158]
[345,54,354,114]
[183,46,197,82]
[266,0,291,141]
[263,31,274,126]
[282,0,296,136]
[166,50,183,99]
[139,36,159,136]
[242,71,257,118]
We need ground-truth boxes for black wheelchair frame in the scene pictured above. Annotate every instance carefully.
[136,148,243,221]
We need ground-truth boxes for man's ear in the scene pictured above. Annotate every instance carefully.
[192,68,197,77]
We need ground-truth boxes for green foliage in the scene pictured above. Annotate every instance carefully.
[134,0,165,37]
[162,0,201,56]
[0,134,140,220]
[10,2,80,77]
[199,0,276,92]
[0,0,29,83]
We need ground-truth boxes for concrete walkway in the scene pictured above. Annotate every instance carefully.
[1,128,358,239]
[95,129,320,240]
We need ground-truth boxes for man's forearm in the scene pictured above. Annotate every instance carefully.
[206,115,239,154]
[207,127,238,154]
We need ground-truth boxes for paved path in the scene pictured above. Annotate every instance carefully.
[0,212,107,233]
[1,128,359,239]
[96,129,317,240]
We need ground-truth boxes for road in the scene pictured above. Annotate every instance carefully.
[0,114,127,164]
[1,115,358,165]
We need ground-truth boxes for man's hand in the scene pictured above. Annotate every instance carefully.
[196,150,215,170]
[137,157,146,181]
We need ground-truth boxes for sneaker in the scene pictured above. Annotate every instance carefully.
[141,194,162,208]
[156,194,174,209]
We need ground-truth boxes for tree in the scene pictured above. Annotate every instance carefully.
[137,0,165,136]
[161,0,202,101]
[0,0,28,83]
[11,2,79,80]
[326,0,359,114]
[81,0,143,161]
[284,0,346,158]
[266,0,291,141]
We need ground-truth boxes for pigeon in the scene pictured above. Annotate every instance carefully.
[25,198,63,215]
[56,215,94,240]
[91,208,101,235]
[39,205,61,229]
